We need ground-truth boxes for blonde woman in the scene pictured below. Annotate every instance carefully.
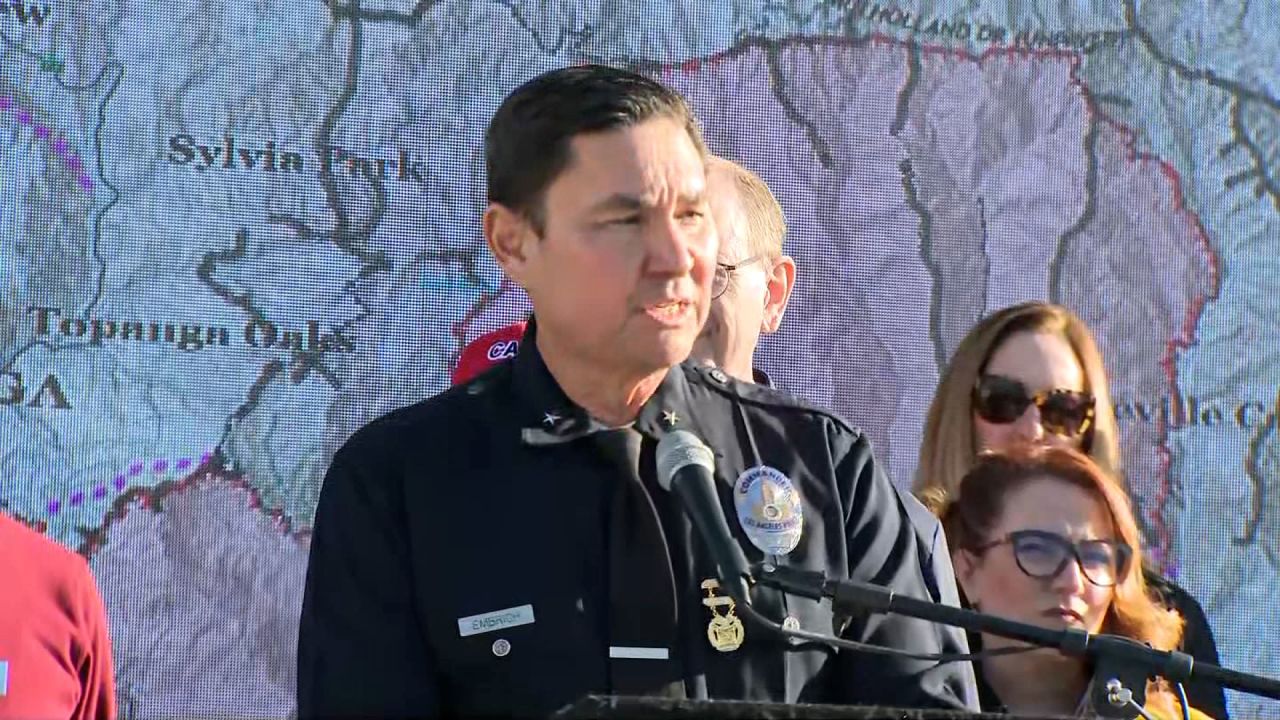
[914,301,1227,719]
[929,445,1213,719]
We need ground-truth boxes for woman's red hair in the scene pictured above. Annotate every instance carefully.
[923,444,1186,713]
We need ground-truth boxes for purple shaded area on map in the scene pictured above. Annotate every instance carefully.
[92,480,307,718]
[1055,118,1215,546]
[660,37,1214,507]
[664,41,919,472]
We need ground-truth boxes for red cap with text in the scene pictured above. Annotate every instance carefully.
[451,321,528,386]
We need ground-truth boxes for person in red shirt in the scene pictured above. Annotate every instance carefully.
[0,512,116,720]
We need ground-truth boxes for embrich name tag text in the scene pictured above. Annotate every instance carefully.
[457,604,535,637]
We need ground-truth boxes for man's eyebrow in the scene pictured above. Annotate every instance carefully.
[586,193,647,214]
[678,190,708,205]
[586,190,708,214]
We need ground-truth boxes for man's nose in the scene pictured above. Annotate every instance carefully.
[643,217,698,276]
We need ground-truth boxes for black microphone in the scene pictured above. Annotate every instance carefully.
[655,430,752,603]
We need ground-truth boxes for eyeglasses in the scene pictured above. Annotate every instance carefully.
[711,254,765,299]
[972,374,1095,438]
[975,529,1132,587]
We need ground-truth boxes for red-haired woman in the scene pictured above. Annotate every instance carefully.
[924,446,1213,719]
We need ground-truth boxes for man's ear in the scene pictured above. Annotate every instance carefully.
[761,255,796,334]
[484,203,538,285]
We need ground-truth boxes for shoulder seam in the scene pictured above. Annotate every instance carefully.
[683,365,864,438]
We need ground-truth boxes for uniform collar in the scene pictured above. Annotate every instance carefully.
[513,318,699,445]
[752,367,773,387]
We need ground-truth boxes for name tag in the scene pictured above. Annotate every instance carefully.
[609,646,669,660]
[457,604,535,637]
[0,659,8,696]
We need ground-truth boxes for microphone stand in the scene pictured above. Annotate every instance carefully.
[750,563,1280,719]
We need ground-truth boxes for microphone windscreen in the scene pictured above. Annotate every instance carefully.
[655,430,714,491]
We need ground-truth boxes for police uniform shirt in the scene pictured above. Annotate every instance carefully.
[753,368,969,609]
[297,322,978,717]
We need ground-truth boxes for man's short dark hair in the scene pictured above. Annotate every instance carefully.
[485,64,706,232]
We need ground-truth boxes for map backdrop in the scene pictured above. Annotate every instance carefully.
[2,0,1278,716]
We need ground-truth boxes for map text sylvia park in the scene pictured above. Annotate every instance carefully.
[167,133,431,185]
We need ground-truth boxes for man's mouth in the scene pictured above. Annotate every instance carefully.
[643,300,692,324]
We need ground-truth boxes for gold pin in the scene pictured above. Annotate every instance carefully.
[662,409,680,427]
[700,578,744,653]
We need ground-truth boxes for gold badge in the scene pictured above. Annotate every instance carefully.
[701,578,744,653]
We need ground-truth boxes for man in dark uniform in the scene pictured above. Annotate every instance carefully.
[689,155,978,709]
[297,64,976,717]
[687,155,796,390]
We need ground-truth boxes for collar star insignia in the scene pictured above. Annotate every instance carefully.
[542,412,561,426]
[662,410,680,427]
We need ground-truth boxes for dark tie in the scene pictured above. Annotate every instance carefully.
[593,427,686,698]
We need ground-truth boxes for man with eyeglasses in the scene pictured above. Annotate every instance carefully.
[688,157,794,386]
[687,156,978,710]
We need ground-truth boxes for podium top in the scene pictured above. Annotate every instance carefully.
[555,695,1070,719]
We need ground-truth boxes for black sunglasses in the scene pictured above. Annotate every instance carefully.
[975,529,1132,587]
[972,374,1095,438]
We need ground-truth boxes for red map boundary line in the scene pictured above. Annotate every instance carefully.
[12,452,311,558]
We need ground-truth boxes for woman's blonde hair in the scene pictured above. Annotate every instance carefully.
[927,445,1186,714]
[913,301,1122,498]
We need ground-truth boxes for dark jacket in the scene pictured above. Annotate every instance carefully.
[755,368,963,610]
[1145,569,1229,719]
[297,331,978,717]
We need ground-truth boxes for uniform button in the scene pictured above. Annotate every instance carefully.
[709,368,728,384]
[492,638,511,657]
[782,616,801,632]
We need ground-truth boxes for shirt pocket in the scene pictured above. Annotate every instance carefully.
[432,598,604,712]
